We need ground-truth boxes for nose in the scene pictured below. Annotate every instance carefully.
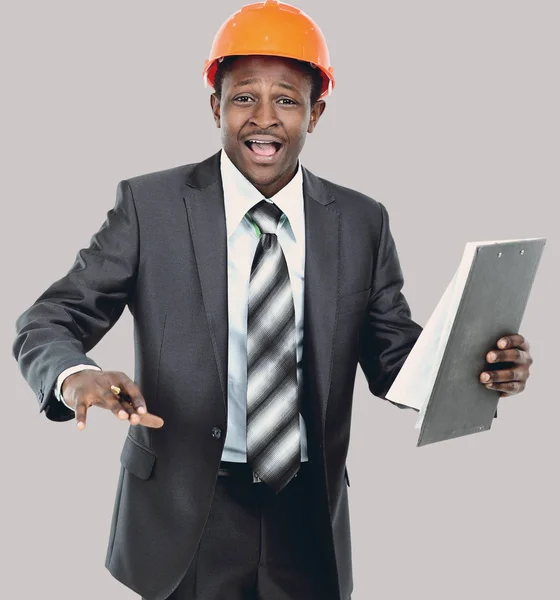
[249,97,280,129]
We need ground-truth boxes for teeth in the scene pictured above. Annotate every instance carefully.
[248,140,275,144]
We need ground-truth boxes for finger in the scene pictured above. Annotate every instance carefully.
[497,334,529,351]
[74,396,90,430]
[116,374,148,416]
[100,389,138,422]
[486,348,532,366]
[486,380,526,395]
[137,413,165,428]
[101,390,130,420]
[480,366,527,384]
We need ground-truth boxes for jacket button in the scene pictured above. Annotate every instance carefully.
[212,427,222,439]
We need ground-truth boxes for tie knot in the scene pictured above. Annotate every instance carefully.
[247,200,283,235]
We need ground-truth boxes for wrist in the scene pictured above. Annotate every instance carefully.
[61,373,81,408]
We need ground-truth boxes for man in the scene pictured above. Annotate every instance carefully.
[12,2,533,599]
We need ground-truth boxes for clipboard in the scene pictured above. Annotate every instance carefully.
[386,237,546,446]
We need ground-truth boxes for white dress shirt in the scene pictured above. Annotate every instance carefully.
[55,148,308,462]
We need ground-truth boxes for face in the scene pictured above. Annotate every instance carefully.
[210,55,326,198]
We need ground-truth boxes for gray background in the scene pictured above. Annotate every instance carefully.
[2,1,558,598]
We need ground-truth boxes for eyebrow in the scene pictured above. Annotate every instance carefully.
[232,78,299,93]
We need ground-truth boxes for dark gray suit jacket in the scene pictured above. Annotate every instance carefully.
[13,150,422,600]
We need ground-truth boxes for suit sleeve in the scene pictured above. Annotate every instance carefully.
[12,180,139,422]
[358,202,423,404]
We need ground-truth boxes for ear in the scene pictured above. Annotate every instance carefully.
[210,93,221,128]
[307,100,326,133]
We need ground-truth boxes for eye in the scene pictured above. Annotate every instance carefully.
[233,95,254,103]
[278,98,297,105]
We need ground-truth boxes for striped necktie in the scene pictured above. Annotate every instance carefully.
[246,199,300,493]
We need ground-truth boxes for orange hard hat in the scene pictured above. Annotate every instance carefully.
[203,0,335,99]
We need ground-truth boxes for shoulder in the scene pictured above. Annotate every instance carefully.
[123,162,196,194]
[306,169,390,227]
[115,156,213,216]
[120,152,221,204]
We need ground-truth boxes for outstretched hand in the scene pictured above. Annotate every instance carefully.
[480,334,533,398]
[61,370,164,430]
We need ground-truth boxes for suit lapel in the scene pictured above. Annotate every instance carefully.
[302,168,340,434]
[183,152,229,413]
[182,152,340,435]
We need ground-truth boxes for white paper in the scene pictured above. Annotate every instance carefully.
[386,238,542,429]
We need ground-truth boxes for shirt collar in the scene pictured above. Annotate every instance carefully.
[220,148,304,243]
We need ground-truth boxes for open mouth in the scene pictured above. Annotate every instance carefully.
[244,139,283,159]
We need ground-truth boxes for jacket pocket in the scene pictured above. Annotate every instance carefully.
[120,435,156,480]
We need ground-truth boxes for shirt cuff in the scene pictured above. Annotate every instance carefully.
[55,365,102,410]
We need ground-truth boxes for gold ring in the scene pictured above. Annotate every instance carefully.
[110,385,121,396]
